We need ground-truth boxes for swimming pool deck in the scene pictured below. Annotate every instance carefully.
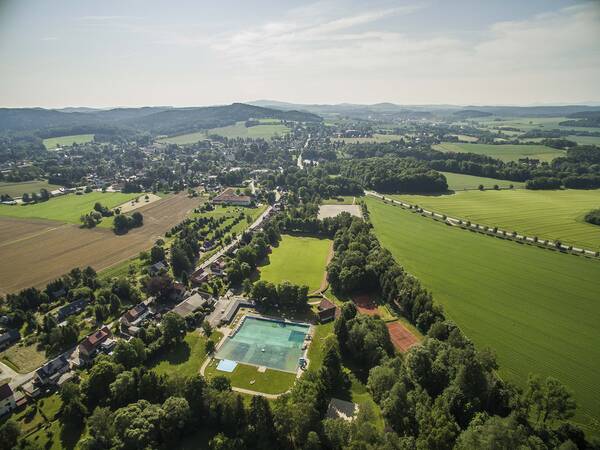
[200,312,315,397]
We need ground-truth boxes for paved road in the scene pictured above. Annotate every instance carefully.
[297,134,311,169]
[365,191,598,257]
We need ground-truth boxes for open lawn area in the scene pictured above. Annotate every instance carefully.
[441,172,525,191]
[204,359,296,394]
[259,235,332,292]
[390,189,600,250]
[472,116,600,133]
[565,135,600,146]
[365,196,600,435]
[336,133,405,144]
[0,191,139,224]
[0,342,47,373]
[43,134,94,149]
[157,131,207,145]
[148,331,222,377]
[0,180,61,198]
[433,142,565,162]
[161,121,290,143]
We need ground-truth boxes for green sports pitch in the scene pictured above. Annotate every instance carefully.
[365,196,600,435]
[391,189,600,251]
[258,234,331,292]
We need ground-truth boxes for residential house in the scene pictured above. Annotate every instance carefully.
[0,383,16,416]
[172,292,214,318]
[34,355,70,386]
[317,298,340,323]
[210,259,227,276]
[190,268,210,285]
[148,261,168,276]
[56,299,88,322]
[212,187,252,206]
[0,329,20,351]
[78,325,113,359]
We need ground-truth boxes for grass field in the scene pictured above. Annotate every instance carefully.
[148,331,222,377]
[160,121,290,144]
[390,189,600,250]
[335,133,405,144]
[204,359,296,394]
[0,191,138,224]
[0,180,61,198]
[43,134,94,149]
[566,135,600,146]
[258,235,332,292]
[365,196,600,434]
[0,342,46,373]
[441,172,525,190]
[472,116,600,133]
[433,142,565,162]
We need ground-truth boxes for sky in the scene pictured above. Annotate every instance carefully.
[0,0,599,108]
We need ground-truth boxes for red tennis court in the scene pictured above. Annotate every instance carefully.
[353,293,378,316]
[387,321,419,352]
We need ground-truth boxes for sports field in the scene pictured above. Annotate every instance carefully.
[0,180,61,198]
[0,191,138,224]
[43,134,94,149]
[365,196,600,434]
[433,142,564,162]
[391,189,600,250]
[259,235,332,292]
[440,172,525,191]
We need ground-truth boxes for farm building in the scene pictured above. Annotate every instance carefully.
[212,187,252,206]
[0,383,16,416]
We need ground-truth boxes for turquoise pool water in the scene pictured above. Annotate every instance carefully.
[215,317,309,373]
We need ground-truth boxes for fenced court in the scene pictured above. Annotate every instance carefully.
[215,316,310,373]
[386,322,419,353]
[353,293,378,316]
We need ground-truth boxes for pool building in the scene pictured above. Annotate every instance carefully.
[214,316,311,373]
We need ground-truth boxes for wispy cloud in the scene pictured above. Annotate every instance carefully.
[41,36,58,41]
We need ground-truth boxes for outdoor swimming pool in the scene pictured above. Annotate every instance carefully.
[215,316,310,373]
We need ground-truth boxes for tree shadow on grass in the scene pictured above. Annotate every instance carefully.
[148,341,192,368]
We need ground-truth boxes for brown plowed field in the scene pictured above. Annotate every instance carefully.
[0,193,198,295]
[386,322,419,353]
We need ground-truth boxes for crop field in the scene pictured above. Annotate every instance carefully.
[566,135,600,146]
[208,121,290,139]
[471,116,600,133]
[433,142,564,162]
[441,172,525,190]
[365,196,600,434]
[0,180,61,198]
[0,191,138,224]
[0,193,198,294]
[43,133,94,149]
[390,189,600,250]
[335,133,406,144]
[157,131,207,145]
[258,234,332,292]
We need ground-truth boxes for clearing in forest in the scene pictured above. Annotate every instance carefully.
[433,142,564,162]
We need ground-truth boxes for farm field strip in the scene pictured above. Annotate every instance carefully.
[43,134,94,149]
[433,142,565,162]
[364,196,600,434]
[440,172,525,190]
[0,180,61,198]
[258,234,332,292]
[0,193,199,294]
[390,189,600,251]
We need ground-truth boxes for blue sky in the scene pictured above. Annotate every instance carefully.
[0,0,599,107]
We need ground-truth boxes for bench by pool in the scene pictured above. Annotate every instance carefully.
[215,316,310,373]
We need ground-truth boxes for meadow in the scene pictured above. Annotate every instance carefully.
[472,116,600,133]
[159,120,290,144]
[364,196,600,434]
[43,134,94,149]
[258,234,332,292]
[0,191,138,224]
[440,172,525,190]
[390,189,600,250]
[433,142,564,162]
[335,133,406,144]
[0,180,60,198]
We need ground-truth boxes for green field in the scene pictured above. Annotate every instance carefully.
[160,121,290,144]
[441,172,525,191]
[0,180,61,198]
[335,133,406,144]
[433,142,565,162]
[204,359,296,394]
[365,196,600,434]
[566,135,600,146]
[391,189,600,250]
[259,235,331,292]
[43,134,94,149]
[472,116,600,133]
[0,191,138,224]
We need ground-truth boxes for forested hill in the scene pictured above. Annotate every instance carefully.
[0,103,321,135]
